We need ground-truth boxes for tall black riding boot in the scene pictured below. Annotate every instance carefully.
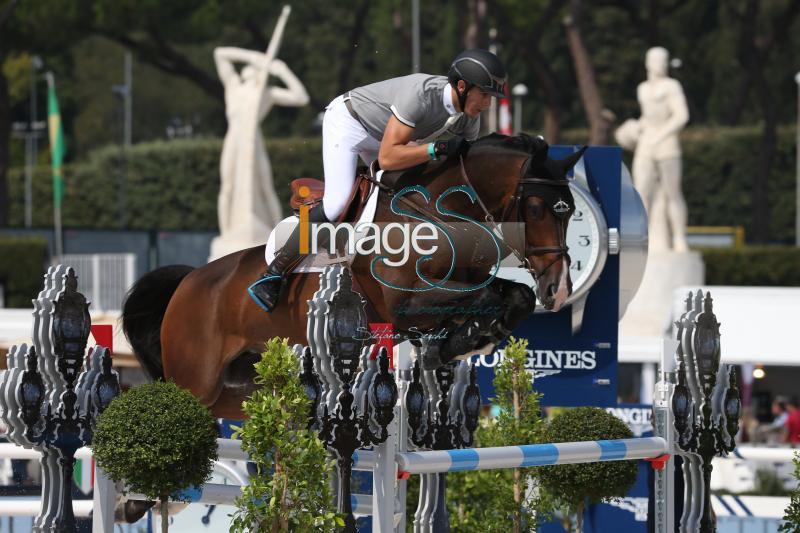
[248,203,331,312]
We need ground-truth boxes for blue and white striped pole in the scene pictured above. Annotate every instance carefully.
[396,437,668,474]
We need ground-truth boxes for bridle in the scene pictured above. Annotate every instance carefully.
[458,155,573,282]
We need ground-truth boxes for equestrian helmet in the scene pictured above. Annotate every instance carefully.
[447,49,506,98]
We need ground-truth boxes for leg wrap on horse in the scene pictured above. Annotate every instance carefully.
[248,203,331,312]
[420,288,504,369]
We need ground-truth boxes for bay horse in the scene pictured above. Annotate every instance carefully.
[122,134,585,419]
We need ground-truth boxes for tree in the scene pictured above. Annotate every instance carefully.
[724,0,800,243]
[0,0,89,226]
[91,381,219,533]
[230,338,341,532]
[538,407,637,533]
[448,337,551,532]
[780,453,800,532]
[563,0,613,145]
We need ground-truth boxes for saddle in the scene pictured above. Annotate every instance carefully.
[289,161,380,223]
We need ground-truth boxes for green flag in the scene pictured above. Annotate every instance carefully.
[47,74,66,208]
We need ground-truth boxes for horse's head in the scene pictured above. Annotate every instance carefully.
[518,144,587,312]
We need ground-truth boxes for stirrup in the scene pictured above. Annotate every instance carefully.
[247,275,283,312]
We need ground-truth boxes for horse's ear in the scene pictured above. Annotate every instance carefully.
[559,145,588,173]
[531,136,549,165]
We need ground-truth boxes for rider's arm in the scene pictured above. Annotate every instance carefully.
[267,59,309,107]
[378,116,434,170]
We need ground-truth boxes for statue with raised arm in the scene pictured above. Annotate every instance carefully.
[629,46,690,252]
[209,7,309,261]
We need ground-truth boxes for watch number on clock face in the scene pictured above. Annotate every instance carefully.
[565,192,602,292]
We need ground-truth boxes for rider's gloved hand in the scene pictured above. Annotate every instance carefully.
[433,136,469,159]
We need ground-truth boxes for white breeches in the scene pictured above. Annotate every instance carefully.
[322,95,381,221]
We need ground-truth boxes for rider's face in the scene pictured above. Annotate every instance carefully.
[458,82,493,118]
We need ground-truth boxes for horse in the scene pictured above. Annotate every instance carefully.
[122,134,585,419]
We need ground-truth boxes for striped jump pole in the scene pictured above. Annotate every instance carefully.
[396,436,668,474]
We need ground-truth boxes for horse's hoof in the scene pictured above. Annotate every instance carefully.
[116,499,155,523]
[420,346,443,371]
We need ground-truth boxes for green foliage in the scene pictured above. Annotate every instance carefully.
[781,453,800,532]
[699,246,800,286]
[538,407,638,532]
[230,338,341,532]
[7,127,797,244]
[6,137,322,231]
[447,337,550,532]
[91,381,219,501]
[0,236,48,307]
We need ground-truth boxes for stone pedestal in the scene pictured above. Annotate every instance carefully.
[208,228,267,263]
[619,250,704,337]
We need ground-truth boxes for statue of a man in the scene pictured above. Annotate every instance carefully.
[211,46,308,258]
[630,46,690,252]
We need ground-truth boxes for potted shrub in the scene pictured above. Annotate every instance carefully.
[230,338,341,532]
[91,381,218,533]
[538,406,638,532]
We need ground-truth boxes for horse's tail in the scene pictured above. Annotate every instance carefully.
[121,264,194,381]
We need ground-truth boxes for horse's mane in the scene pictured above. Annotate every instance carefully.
[471,132,541,155]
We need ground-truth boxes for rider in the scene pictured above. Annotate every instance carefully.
[248,49,507,312]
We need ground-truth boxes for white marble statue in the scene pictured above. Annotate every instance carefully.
[617,47,703,337]
[617,46,690,252]
[209,9,309,260]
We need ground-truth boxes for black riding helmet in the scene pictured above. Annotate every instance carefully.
[447,49,507,110]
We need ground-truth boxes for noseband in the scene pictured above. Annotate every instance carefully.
[459,155,574,282]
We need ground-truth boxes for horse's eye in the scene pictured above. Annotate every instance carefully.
[528,204,544,220]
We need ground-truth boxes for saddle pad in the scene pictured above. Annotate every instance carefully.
[264,170,385,272]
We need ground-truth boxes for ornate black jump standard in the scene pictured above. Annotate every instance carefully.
[0,266,120,533]
[406,352,481,533]
[672,291,740,533]
[304,266,398,533]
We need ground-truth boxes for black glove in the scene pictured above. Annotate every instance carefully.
[433,136,469,158]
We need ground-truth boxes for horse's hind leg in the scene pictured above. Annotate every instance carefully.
[186,350,262,419]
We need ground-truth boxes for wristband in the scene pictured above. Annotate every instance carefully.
[427,142,438,161]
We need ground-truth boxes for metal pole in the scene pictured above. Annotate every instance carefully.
[512,84,528,134]
[487,29,498,133]
[411,0,420,73]
[795,72,800,246]
[24,61,35,227]
[124,52,132,147]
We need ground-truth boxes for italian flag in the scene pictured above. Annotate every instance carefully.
[47,74,66,208]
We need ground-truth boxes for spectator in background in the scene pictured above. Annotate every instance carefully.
[785,398,800,445]
[757,397,789,444]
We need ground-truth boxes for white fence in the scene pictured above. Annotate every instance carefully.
[59,254,136,312]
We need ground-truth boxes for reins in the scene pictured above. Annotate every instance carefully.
[364,151,573,283]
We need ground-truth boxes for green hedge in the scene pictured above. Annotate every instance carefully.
[699,246,800,286]
[6,137,322,231]
[6,127,797,242]
[563,126,797,243]
[0,236,48,307]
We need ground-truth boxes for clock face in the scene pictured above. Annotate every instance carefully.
[566,187,604,294]
[496,182,609,307]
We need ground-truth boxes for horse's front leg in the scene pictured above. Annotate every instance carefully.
[382,283,504,369]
